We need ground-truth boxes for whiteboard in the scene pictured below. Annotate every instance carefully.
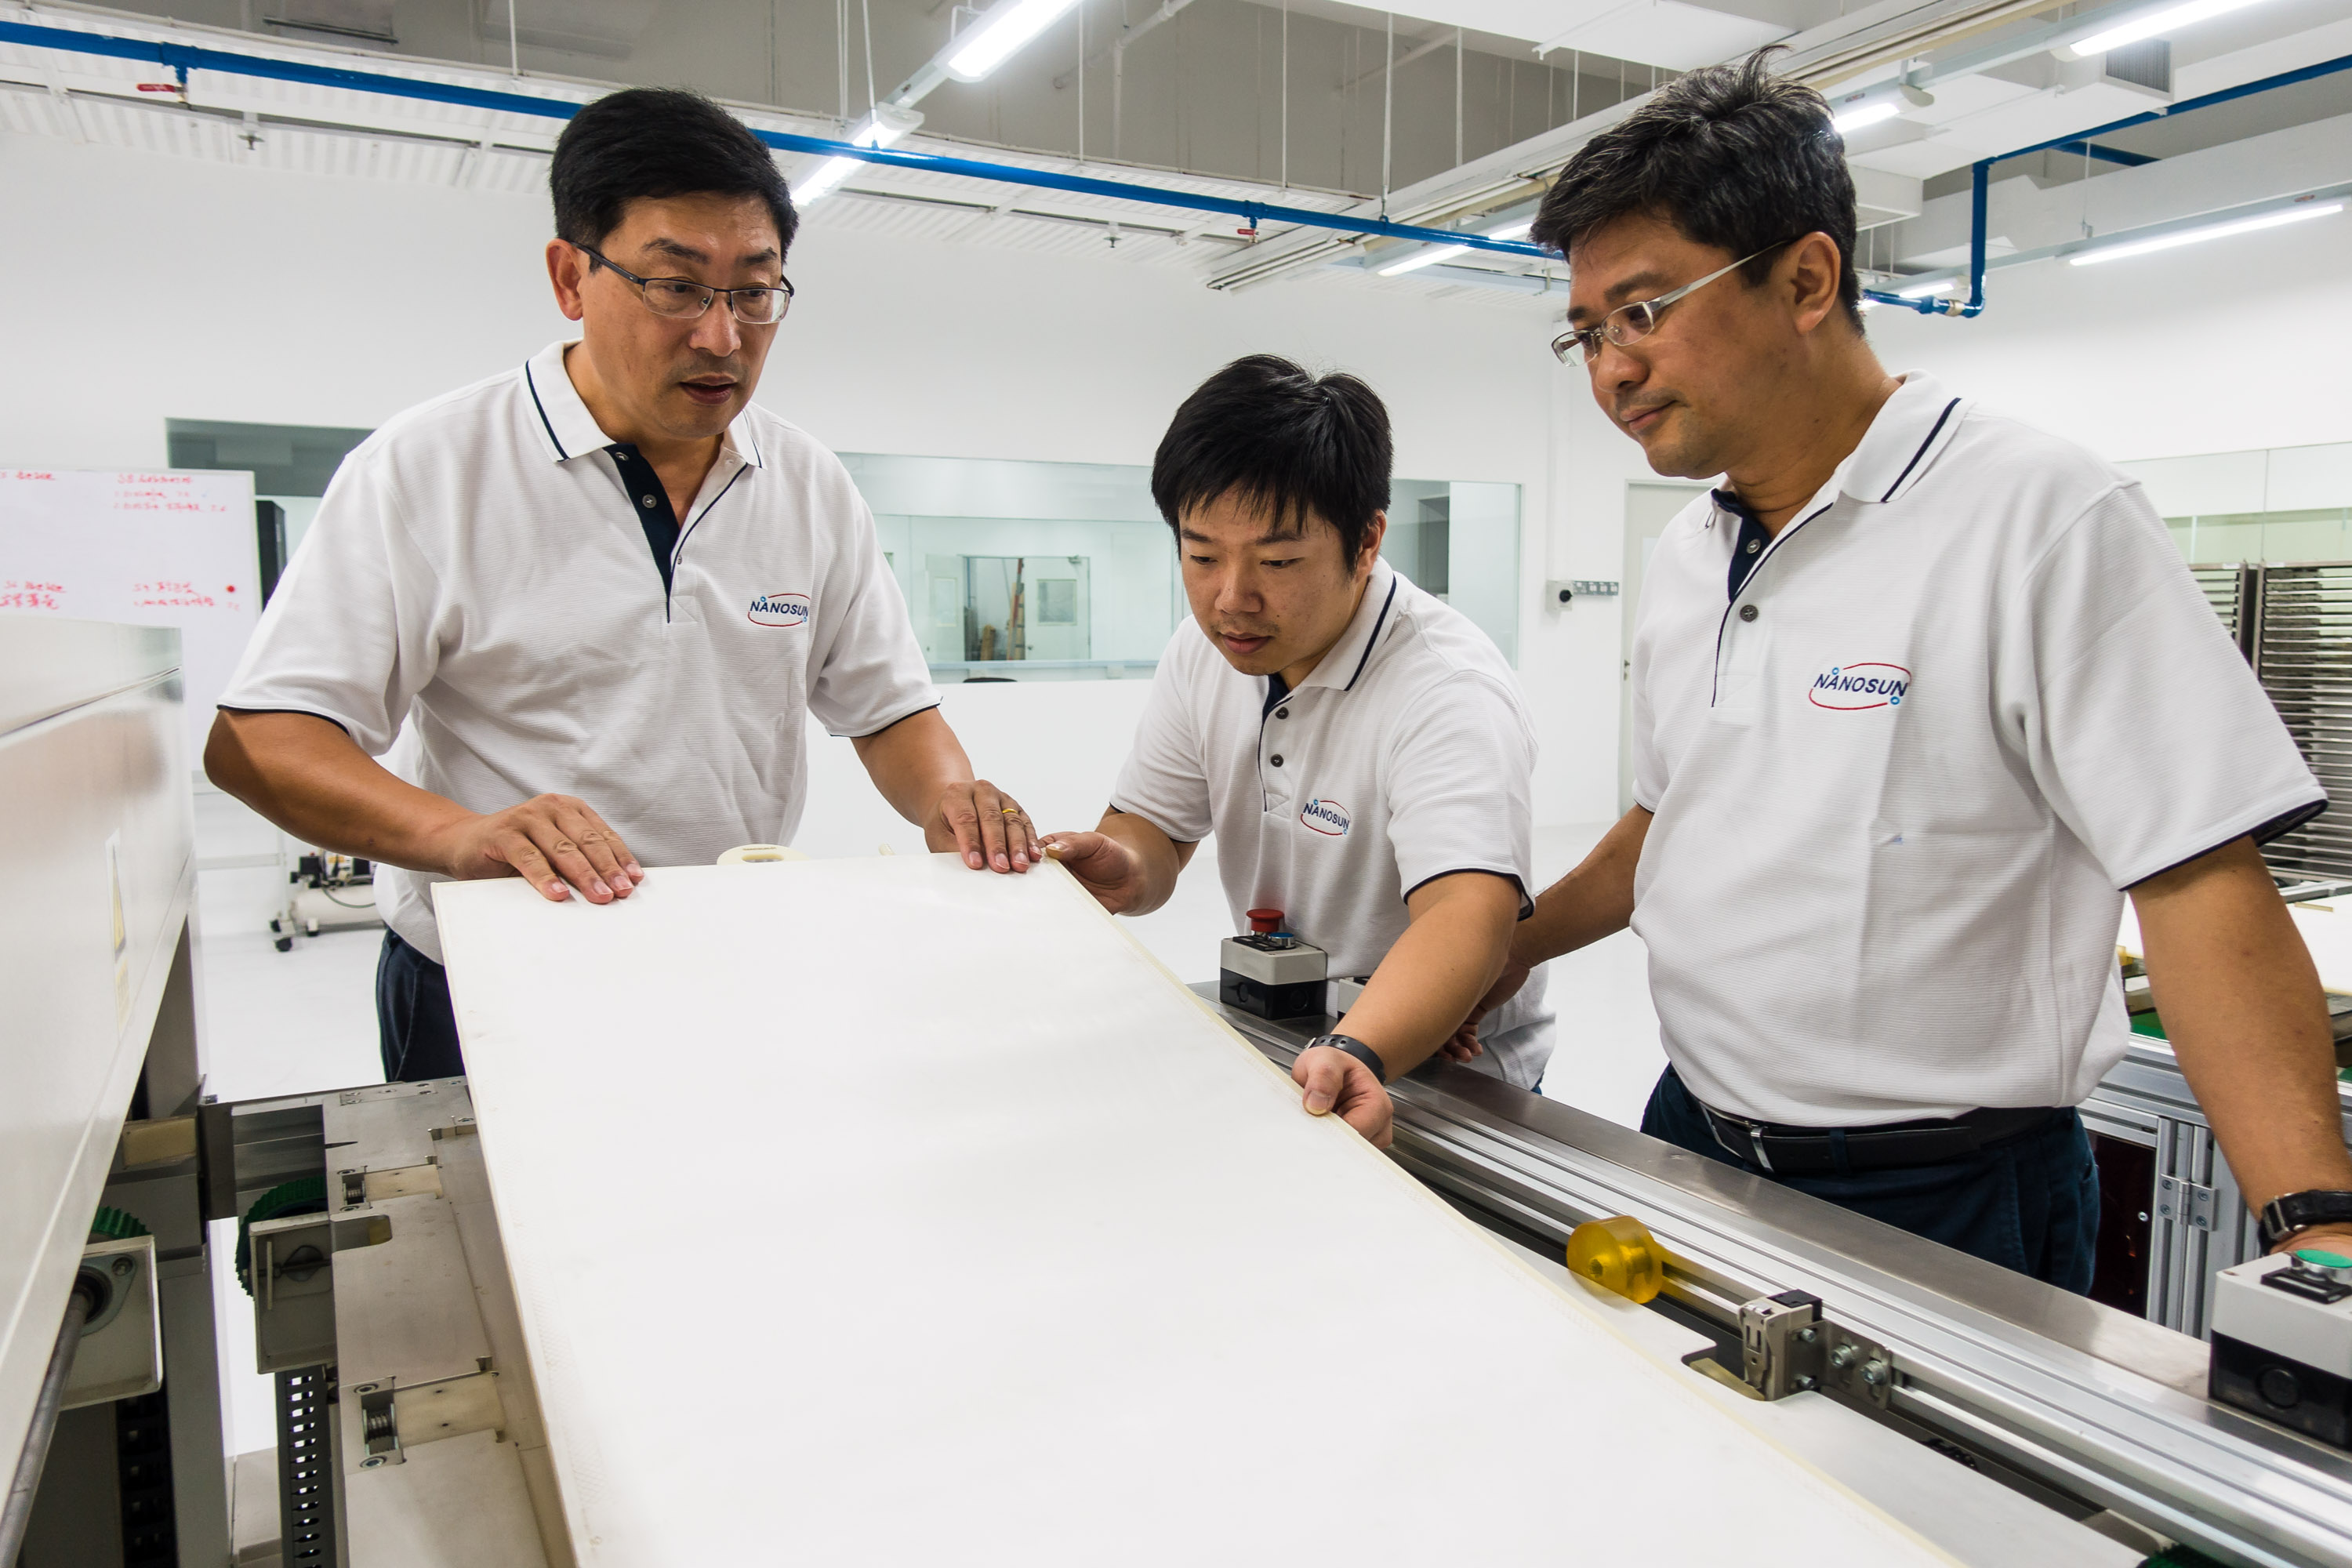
[0,467,260,759]
[434,857,1954,1566]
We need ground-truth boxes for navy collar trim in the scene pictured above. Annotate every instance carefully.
[1342,575,1399,692]
[523,359,568,460]
[1879,397,1960,503]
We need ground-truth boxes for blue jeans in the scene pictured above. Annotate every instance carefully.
[376,930,466,1083]
[1642,1067,2099,1293]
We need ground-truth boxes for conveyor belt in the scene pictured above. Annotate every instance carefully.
[1207,989,2352,1568]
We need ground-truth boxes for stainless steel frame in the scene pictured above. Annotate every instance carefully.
[2076,1039,2352,1340]
[1205,989,2352,1568]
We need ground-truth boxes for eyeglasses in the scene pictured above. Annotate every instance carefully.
[575,242,794,325]
[1550,238,1796,366]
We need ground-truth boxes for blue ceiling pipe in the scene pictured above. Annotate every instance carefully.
[0,17,1548,260]
[1865,47,2352,319]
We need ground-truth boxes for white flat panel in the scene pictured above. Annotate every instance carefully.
[435,858,1955,1566]
[0,468,260,759]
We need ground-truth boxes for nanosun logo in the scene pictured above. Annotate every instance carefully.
[747,592,811,628]
[1809,662,1911,711]
[1301,798,1352,837]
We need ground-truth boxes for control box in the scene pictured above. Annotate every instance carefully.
[1219,909,1328,1020]
[2211,1250,2352,1448]
[1328,975,1368,1017]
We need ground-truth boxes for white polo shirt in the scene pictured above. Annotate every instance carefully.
[221,339,937,964]
[1112,558,1555,1088]
[1629,371,2324,1126]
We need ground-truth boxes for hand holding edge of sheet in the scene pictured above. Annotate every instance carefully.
[430,854,1959,1566]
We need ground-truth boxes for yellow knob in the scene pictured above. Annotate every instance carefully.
[1566,1214,1666,1305]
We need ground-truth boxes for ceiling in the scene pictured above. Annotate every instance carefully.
[2,0,2348,307]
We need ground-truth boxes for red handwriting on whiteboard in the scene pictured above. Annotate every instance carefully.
[8,470,58,481]
[1,580,64,610]
[132,579,217,608]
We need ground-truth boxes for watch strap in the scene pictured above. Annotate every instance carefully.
[1308,1033,1388,1085]
[2260,1189,2352,1250]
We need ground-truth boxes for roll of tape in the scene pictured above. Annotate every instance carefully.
[717,844,810,865]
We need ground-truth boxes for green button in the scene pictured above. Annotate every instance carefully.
[2294,1248,2352,1269]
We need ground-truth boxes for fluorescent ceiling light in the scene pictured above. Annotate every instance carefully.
[2060,0,2274,58]
[1377,216,1535,277]
[1831,100,1902,135]
[946,0,1083,82]
[2067,201,2341,265]
[1378,243,1468,277]
[793,106,922,204]
[1893,276,1958,299]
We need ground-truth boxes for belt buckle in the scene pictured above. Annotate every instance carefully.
[1712,1111,1776,1174]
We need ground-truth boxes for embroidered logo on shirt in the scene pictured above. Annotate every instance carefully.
[1300,798,1352,837]
[747,592,811,628]
[1808,662,1910,710]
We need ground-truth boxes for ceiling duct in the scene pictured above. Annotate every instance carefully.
[478,0,659,61]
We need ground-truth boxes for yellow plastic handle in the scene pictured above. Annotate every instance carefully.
[1566,1214,1667,1305]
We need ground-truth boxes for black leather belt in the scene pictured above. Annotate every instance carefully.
[1700,1100,2065,1175]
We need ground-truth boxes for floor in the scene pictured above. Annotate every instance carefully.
[193,788,1666,1483]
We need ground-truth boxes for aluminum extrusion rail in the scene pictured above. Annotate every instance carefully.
[1204,989,2352,1568]
[0,18,1544,261]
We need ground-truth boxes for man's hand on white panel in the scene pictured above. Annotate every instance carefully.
[1294,1046,1395,1150]
[444,793,644,905]
[930,778,1042,873]
[1037,829,1149,912]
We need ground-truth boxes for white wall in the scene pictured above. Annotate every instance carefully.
[1864,212,2352,464]
[0,129,1628,826]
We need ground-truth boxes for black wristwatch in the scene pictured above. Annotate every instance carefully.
[1306,1033,1388,1085]
[2259,1190,2352,1250]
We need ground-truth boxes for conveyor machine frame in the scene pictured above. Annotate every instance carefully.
[203,995,2352,1568]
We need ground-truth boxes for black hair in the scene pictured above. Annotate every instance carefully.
[1151,355,1392,564]
[550,88,797,258]
[1532,48,1863,328]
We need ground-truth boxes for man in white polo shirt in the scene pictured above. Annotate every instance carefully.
[1044,356,1548,1148]
[1472,51,2352,1285]
[209,89,1040,1083]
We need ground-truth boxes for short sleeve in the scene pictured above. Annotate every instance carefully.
[806,495,938,739]
[218,450,436,757]
[1629,618,1666,814]
[2007,483,2324,887]
[1383,672,1537,914]
[1108,637,1214,843]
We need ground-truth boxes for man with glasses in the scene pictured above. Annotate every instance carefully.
[210,88,1041,1083]
[1466,50,2352,1282]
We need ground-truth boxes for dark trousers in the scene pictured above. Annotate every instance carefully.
[1642,1066,2100,1293]
[376,930,466,1083]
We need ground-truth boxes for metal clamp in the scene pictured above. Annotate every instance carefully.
[351,1370,507,1470]
[1740,1291,1896,1410]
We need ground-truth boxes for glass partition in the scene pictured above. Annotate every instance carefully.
[841,453,1520,680]
[2122,441,2352,564]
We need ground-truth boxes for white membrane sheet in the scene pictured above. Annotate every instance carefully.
[435,857,1953,1566]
